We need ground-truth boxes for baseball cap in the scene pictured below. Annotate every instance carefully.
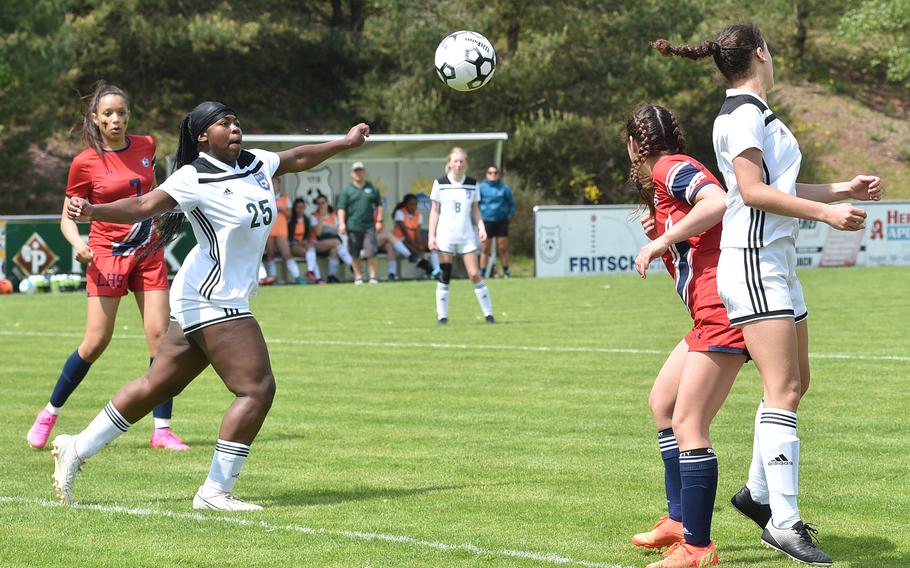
[351,161,365,171]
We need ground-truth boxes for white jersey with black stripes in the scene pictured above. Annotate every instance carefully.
[712,88,802,248]
[159,149,280,308]
[431,173,480,246]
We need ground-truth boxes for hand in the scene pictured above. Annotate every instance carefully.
[478,226,487,243]
[640,211,658,240]
[428,235,437,251]
[375,220,383,232]
[74,244,94,264]
[635,236,669,278]
[345,123,370,148]
[338,222,347,235]
[847,175,883,202]
[67,197,94,222]
[823,203,867,231]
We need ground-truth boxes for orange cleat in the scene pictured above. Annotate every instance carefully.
[645,541,718,568]
[631,515,685,550]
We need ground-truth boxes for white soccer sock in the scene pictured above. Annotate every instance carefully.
[393,239,411,257]
[759,407,800,529]
[265,260,277,278]
[388,259,398,277]
[746,400,769,503]
[305,248,319,276]
[284,258,301,279]
[153,417,171,429]
[436,282,450,319]
[430,251,440,271]
[45,402,61,416]
[74,401,132,459]
[473,280,493,317]
[337,244,354,266]
[202,439,250,494]
[328,256,340,276]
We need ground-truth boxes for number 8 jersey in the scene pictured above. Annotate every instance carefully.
[159,149,280,307]
[430,174,479,247]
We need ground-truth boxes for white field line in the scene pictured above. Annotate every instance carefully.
[0,495,631,568]
[1,330,908,362]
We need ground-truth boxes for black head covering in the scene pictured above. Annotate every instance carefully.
[174,101,236,170]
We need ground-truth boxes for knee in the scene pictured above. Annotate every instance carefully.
[249,374,276,408]
[648,389,674,425]
[799,368,811,397]
[79,335,112,361]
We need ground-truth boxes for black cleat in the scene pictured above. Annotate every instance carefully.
[485,315,496,324]
[731,485,772,529]
[327,275,340,283]
[762,521,833,566]
[438,318,448,326]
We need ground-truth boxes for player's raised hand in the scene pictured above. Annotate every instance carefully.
[847,175,883,201]
[345,123,370,148]
[823,203,867,231]
[640,211,658,240]
[635,236,669,278]
[67,197,94,222]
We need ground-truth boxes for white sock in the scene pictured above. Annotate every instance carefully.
[337,244,353,266]
[153,417,171,429]
[430,251,440,271]
[258,264,267,279]
[74,401,132,459]
[393,239,411,257]
[285,258,301,279]
[265,261,277,278]
[388,259,398,277]
[436,282,449,319]
[328,256,340,276]
[202,439,250,494]
[45,402,61,416]
[746,400,769,503]
[759,407,800,529]
[474,281,493,317]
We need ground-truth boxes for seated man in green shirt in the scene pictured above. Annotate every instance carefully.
[338,162,384,284]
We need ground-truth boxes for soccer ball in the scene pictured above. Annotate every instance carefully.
[434,31,496,92]
[18,277,37,294]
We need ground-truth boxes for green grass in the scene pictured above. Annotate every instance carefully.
[1,267,909,567]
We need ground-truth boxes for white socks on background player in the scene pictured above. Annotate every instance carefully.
[748,401,801,529]
[285,258,300,279]
[430,251,440,271]
[305,248,321,279]
[474,281,493,317]
[388,259,398,277]
[393,239,411,258]
[337,244,353,266]
[436,282,449,320]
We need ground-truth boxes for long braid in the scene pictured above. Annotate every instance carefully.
[629,112,656,218]
[665,111,687,155]
[652,24,766,82]
[626,104,690,219]
[138,116,196,259]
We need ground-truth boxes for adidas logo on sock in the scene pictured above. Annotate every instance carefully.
[767,453,793,466]
[223,188,233,196]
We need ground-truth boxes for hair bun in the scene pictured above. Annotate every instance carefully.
[651,39,673,56]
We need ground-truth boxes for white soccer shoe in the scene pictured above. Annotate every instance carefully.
[51,434,84,506]
[193,486,263,511]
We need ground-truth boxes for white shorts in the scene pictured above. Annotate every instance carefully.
[436,239,478,255]
[717,237,808,327]
[170,296,253,334]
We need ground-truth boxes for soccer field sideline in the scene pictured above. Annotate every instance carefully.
[1,330,908,362]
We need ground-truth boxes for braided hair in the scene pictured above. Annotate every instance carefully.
[81,81,130,158]
[141,101,236,259]
[652,24,766,82]
[625,104,687,218]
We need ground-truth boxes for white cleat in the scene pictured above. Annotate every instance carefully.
[51,434,84,506]
[193,487,263,511]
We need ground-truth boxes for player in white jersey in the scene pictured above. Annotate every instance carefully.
[54,101,369,511]
[654,25,882,566]
[428,147,495,325]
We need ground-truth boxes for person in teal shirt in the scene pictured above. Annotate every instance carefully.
[478,165,515,278]
[338,162,383,284]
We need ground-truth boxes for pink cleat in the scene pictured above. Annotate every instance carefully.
[27,410,58,449]
[150,428,190,451]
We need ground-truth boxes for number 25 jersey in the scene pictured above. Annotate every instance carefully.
[159,149,279,307]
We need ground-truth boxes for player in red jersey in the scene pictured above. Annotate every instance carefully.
[26,81,188,451]
[625,105,747,568]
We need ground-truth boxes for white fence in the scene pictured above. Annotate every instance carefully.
[533,201,910,277]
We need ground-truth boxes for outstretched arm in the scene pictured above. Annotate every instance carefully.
[275,124,370,176]
[67,190,178,224]
[797,176,883,203]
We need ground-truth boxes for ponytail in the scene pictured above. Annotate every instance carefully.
[652,24,766,82]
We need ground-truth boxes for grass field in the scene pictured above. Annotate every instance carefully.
[1,267,908,567]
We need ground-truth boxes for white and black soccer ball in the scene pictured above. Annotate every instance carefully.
[434,31,496,92]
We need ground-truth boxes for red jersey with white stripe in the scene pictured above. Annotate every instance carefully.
[651,154,724,314]
[66,135,158,256]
